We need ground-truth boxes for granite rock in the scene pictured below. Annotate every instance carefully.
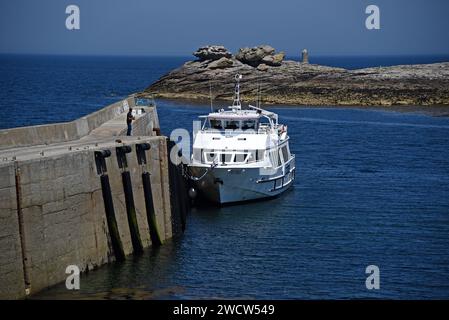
[193,45,232,61]
[256,63,270,71]
[208,57,234,69]
[235,45,281,67]
[144,46,449,106]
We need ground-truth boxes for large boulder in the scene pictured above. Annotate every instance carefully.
[208,57,234,69]
[262,52,285,66]
[193,45,232,61]
[259,45,276,56]
[235,45,283,67]
[256,63,269,72]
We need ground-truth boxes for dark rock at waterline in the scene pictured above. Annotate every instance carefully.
[143,45,449,106]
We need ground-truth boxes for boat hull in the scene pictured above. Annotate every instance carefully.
[189,163,295,205]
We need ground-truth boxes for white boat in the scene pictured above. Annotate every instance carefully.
[187,74,296,204]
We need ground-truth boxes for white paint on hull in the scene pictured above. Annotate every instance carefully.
[190,160,295,204]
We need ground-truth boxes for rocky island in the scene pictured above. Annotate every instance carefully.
[143,45,449,106]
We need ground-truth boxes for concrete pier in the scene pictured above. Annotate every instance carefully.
[0,96,183,299]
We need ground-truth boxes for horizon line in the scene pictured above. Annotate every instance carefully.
[1,52,449,58]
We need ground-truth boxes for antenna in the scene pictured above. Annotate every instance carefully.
[209,80,214,112]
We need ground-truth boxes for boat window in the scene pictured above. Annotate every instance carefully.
[259,117,270,125]
[224,120,240,130]
[234,152,247,163]
[219,153,232,163]
[205,152,217,163]
[281,146,289,162]
[278,149,283,166]
[269,150,280,167]
[256,150,265,161]
[224,153,233,163]
[210,119,223,130]
[241,120,256,130]
[248,150,256,163]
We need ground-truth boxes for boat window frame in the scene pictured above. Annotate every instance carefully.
[209,118,224,130]
[281,145,289,163]
[223,120,240,130]
[204,150,218,163]
[201,149,253,165]
[204,117,260,133]
[256,149,265,161]
[241,119,259,131]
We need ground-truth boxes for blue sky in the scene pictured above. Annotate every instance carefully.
[0,0,448,56]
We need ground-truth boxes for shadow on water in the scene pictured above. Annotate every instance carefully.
[33,241,187,300]
[33,190,297,300]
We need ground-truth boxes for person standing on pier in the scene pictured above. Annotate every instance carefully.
[126,108,135,136]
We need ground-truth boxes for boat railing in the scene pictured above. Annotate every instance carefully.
[133,93,156,107]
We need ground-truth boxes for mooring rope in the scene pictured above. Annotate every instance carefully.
[183,162,217,181]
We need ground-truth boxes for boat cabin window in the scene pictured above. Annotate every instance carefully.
[224,120,240,130]
[206,118,259,131]
[202,150,256,164]
[269,150,278,167]
[281,146,289,162]
[259,117,270,125]
[256,149,265,161]
[222,153,233,163]
[241,120,257,130]
[205,152,217,163]
[209,119,223,130]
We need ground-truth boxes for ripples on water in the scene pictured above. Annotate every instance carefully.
[2,55,449,299]
[0,55,187,129]
[35,102,449,300]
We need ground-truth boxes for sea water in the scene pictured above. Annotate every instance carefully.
[2,54,448,299]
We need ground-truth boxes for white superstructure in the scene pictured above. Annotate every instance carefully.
[187,74,295,204]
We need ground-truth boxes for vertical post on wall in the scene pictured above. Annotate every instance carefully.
[95,150,125,262]
[116,146,144,254]
[14,162,31,296]
[136,143,163,246]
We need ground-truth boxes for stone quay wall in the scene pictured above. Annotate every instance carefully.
[0,97,183,299]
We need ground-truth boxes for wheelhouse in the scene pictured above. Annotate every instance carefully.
[200,106,278,134]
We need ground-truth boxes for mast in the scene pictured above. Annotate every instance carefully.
[256,82,260,108]
[231,74,242,111]
[209,80,213,112]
